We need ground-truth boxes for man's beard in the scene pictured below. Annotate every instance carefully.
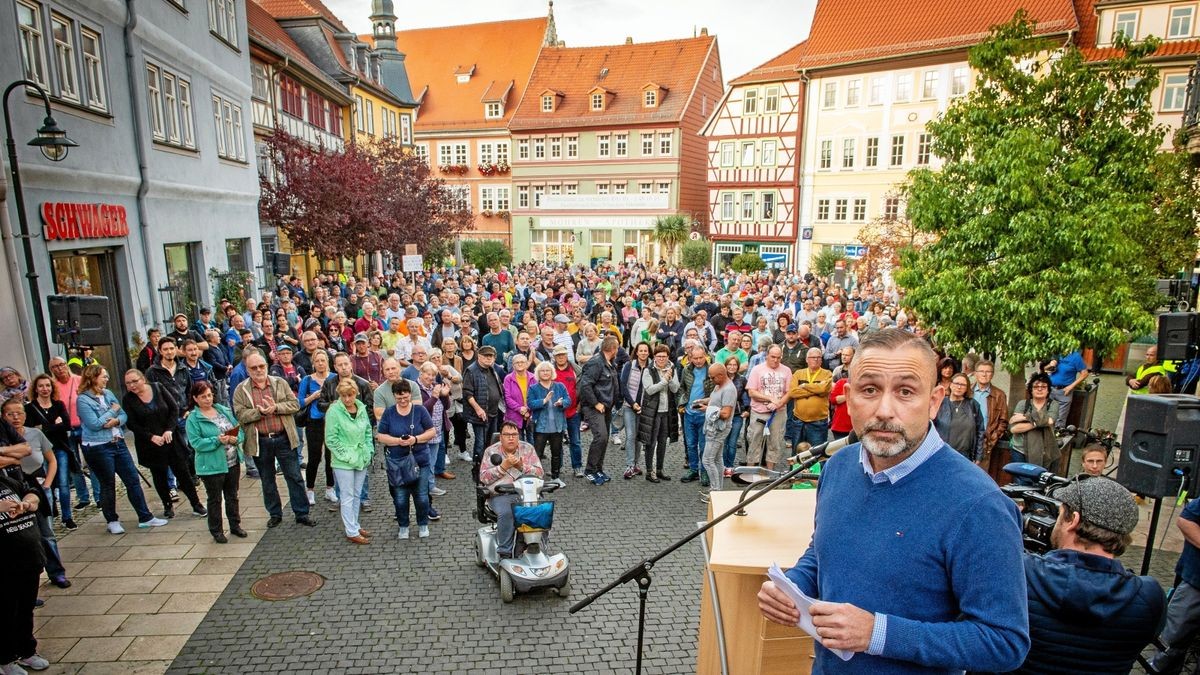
[860,420,917,458]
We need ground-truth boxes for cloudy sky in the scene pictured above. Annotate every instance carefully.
[325,0,819,82]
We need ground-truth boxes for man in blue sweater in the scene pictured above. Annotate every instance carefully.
[758,329,1029,673]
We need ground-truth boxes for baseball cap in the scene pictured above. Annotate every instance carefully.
[1051,476,1139,535]
[787,324,798,332]
[353,332,369,343]
[552,345,569,356]
[172,312,188,321]
[275,344,293,352]
[478,345,497,357]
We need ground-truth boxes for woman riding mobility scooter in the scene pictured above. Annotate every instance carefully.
[475,423,570,602]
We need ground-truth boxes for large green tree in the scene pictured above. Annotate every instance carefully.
[897,13,1197,371]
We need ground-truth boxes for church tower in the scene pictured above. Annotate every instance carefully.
[370,0,397,51]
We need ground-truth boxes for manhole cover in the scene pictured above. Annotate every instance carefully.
[251,571,325,601]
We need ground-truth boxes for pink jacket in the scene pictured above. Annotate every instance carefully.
[503,371,531,427]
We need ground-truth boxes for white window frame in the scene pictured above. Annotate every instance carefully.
[720,193,734,220]
[565,183,577,195]
[438,143,453,166]
[868,76,884,105]
[212,90,245,161]
[400,115,412,144]
[740,192,755,220]
[541,95,554,112]
[819,139,832,170]
[644,89,657,107]
[613,182,626,195]
[50,13,79,103]
[208,0,237,46]
[532,185,545,207]
[764,86,779,114]
[1114,10,1139,40]
[549,137,561,159]
[657,181,670,194]
[365,100,374,135]
[591,92,604,111]
[518,139,530,160]
[762,140,777,167]
[596,182,609,195]
[80,27,106,111]
[517,185,529,208]
[452,142,467,165]
[658,132,672,156]
[740,141,755,167]
[1169,6,1195,38]
[951,66,969,97]
[642,133,654,156]
[479,142,495,165]
[485,101,502,119]
[865,137,879,168]
[762,192,775,220]
[841,138,855,169]
[890,134,905,167]
[414,143,429,164]
[615,133,628,157]
[1163,73,1190,111]
[822,81,836,109]
[638,181,652,194]
[917,133,933,165]
[895,73,912,103]
[846,78,861,106]
[533,137,545,159]
[147,64,164,140]
[744,88,758,114]
[17,0,48,88]
[852,198,867,222]
[834,199,848,221]
[147,62,196,150]
[884,197,901,220]
[597,134,610,158]
[816,199,830,221]
[355,95,365,131]
[921,71,939,100]
[566,136,578,158]
[720,142,734,167]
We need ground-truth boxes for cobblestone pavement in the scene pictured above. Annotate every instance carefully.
[169,438,713,675]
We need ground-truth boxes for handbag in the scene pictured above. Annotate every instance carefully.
[385,448,420,486]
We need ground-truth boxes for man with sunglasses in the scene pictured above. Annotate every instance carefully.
[1021,475,1163,674]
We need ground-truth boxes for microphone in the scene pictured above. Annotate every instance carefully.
[1003,462,1070,486]
[787,432,857,465]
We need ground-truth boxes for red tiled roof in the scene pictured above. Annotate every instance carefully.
[254,0,349,33]
[729,40,809,85]
[1082,38,1200,61]
[509,35,717,131]
[394,17,549,131]
[798,0,1079,69]
[247,0,338,89]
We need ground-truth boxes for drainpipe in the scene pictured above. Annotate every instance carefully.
[124,0,159,329]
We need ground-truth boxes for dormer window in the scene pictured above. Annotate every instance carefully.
[641,83,666,109]
[644,90,656,107]
[542,95,554,112]
[455,64,476,84]
[485,102,502,119]
[591,93,604,110]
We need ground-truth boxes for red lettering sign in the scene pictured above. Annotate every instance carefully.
[41,202,129,241]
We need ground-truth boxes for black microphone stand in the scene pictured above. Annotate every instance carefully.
[569,439,838,675]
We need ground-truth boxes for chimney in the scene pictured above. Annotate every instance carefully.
[700,27,708,36]
[625,36,633,45]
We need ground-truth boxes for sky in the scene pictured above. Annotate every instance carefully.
[324,0,819,82]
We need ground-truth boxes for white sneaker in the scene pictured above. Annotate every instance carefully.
[17,654,49,671]
[398,526,410,539]
[430,486,447,496]
[418,525,430,538]
[324,487,338,503]
[138,517,169,528]
[458,451,472,462]
[306,490,315,505]
[106,521,125,535]
[2,661,30,675]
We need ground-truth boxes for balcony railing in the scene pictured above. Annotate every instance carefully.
[1185,58,1200,131]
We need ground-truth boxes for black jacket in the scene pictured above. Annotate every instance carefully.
[145,361,192,416]
[316,374,374,425]
[1006,549,1164,675]
[123,384,187,468]
[578,354,617,409]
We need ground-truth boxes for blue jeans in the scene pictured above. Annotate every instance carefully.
[433,438,447,475]
[723,414,745,469]
[81,439,154,524]
[796,418,830,448]
[683,411,705,472]
[470,415,502,482]
[390,459,431,528]
[253,434,309,519]
[333,473,370,502]
[785,406,802,447]
[38,513,66,579]
[490,493,521,555]
[566,414,582,470]
[70,428,101,504]
[52,448,74,522]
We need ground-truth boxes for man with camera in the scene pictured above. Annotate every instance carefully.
[1015,475,1163,673]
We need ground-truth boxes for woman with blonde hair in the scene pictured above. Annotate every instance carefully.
[325,378,374,544]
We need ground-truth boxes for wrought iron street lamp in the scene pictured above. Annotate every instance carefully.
[3,79,79,370]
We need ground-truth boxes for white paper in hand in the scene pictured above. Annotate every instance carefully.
[767,563,854,661]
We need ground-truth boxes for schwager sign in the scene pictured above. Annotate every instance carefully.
[41,202,130,241]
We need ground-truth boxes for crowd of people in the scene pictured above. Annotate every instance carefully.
[0,258,1193,674]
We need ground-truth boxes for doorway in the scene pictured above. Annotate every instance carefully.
[50,250,130,383]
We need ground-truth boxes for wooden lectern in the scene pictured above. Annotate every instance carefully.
[697,489,816,674]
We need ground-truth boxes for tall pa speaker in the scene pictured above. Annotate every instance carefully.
[271,252,291,276]
[1158,312,1199,362]
[1117,394,1200,498]
[47,294,114,346]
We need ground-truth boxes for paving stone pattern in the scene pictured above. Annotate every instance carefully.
[169,438,713,675]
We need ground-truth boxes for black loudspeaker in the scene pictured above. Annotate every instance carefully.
[48,295,114,346]
[1117,394,1200,498]
[1158,312,1199,362]
[271,252,291,276]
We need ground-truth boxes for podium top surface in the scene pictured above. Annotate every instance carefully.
[707,489,817,575]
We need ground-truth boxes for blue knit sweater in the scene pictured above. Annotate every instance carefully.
[786,442,1030,673]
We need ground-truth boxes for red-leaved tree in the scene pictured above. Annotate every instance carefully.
[368,136,475,258]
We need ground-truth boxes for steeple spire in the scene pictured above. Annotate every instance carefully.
[543,0,558,47]
[370,0,397,51]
